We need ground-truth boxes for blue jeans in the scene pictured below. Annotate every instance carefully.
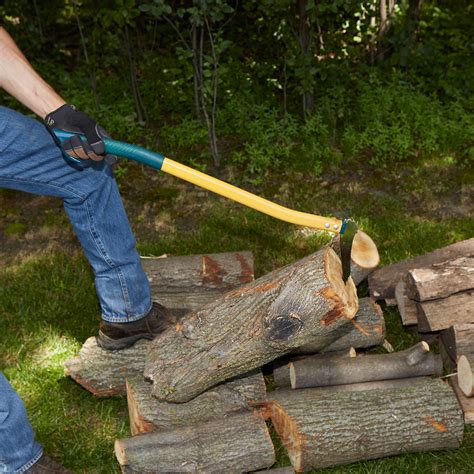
[0,373,42,473]
[0,106,152,469]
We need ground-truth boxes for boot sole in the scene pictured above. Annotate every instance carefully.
[96,331,153,351]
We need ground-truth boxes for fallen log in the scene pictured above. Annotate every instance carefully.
[64,338,148,397]
[457,355,474,397]
[273,349,356,388]
[144,247,359,402]
[416,291,474,332]
[64,251,255,396]
[331,231,380,285]
[289,341,442,389]
[394,279,418,326]
[450,377,474,425]
[440,323,474,365]
[126,370,266,435]
[114,412,275,473]
[369,238,474,300]
[141,251,254,315]
[292,297,385,355]
[261,379,463,471]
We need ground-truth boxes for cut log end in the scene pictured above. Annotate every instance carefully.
[351,230,380,269]
[458,355,474,397]
[325,248,358,321]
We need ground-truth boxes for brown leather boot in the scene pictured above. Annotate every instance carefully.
[25,454,73,473]
[96,302,177,351]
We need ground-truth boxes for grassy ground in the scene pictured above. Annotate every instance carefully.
[0,158,473,473]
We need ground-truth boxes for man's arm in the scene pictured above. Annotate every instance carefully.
[0,27,65,118]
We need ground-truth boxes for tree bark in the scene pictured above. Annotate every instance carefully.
[292,297,385,355]
[289,342,442,389]
[369,238,474,300]
[440,323,474,366]
[261,379,463,471]
[114,412,275,473]
[141,251,254,316]
[144,248,358,402]
[126,370,266,435]
[395,278,419,326]
[457,355,474,397]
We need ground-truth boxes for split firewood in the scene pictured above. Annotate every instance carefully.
[457,355,474,397]
[126,370,266,435]
[144,247,359,402]
[450,376,474,425]
[141,251,254,315]
[440,323,474,367]
[289,341,442,389]
[273,348,356,388]
[64,251,255,396]
[114,412,275,473]
[331,231,380,285]
[260,379,463,471]
[369,238,474,300]
[394,279,418,326]
[292,297,385,355]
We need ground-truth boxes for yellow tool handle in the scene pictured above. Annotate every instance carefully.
[162,158,343,233]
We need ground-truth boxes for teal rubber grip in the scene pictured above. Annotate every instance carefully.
[53,129,165,170]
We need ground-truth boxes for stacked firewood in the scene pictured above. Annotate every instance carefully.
[64,237,469,473]
[369,238,474,425]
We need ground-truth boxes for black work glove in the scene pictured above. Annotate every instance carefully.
[44,104,116,163]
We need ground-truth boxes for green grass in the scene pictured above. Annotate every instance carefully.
[1,162,473,472]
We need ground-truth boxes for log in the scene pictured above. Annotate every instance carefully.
[368,238,474,300]
[440,323,474,365]
[144,247,358,402]
[114,412,275,473]
[273,349,356,388]
[289,342,442,389]
[292,297,385,355]
[64,251,255,396]
[261,379,463,471]
[416,291,474,332]
[64,337,148,396]
[450,377,474,424]
[141,251,254,316]
[126,370,266,435]
[406,257,474,302]
[331,230,380,285]
[457,355,474,397]
[394,279,418,326]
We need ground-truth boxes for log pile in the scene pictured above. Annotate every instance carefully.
[64,237,472,472]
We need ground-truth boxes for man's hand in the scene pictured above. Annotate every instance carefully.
[45,104,111,161]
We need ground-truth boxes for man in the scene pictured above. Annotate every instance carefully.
[0,26,174,472]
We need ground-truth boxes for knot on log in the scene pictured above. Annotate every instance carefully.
[264,312,304,343]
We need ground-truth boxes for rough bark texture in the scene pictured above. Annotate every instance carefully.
[126,370,266,435]
[263,379,463,471]
[406,257,474,302]
[450,377,474,424]
[114,411,275,473]
[457,355,474,397]
[395,279,419,326]
[417,292,474,332]
[64,338,148,396]
[292,298,385,355]
[331,231,380,286]
[440,323,474,365]
[141,251,254,315]
[369,238,474,300]
[289,342,442,389]
[145,248,358,402]
[64,251,254,396]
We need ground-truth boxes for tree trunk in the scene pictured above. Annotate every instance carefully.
[369,238,474,300]
[440,323,474,366]
[261,379,463,471]
[297,0,314,119]
[144,247,358,402]
[450,376,474,425]
[394,278,419,326]
[141,251,254,316]
[114,412,275,473]
[289,342,442,389]
[126,370,266,435]
[457,355,474,397]
[292,297,385,355]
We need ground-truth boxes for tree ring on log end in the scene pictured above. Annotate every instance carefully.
[352,231,380,269]
[325,248,358,320]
